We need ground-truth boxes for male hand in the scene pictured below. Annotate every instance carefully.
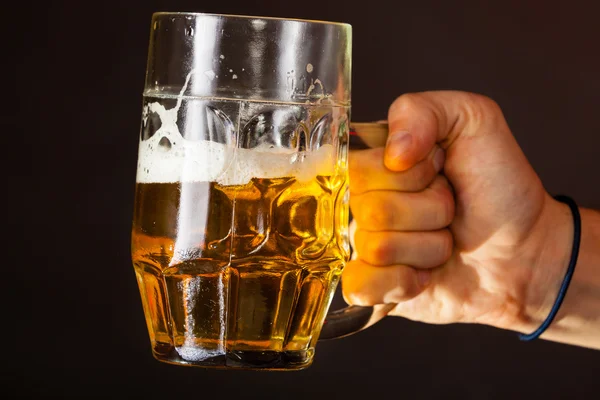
[343,91,572,331]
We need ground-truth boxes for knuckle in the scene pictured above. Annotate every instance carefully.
[389,93,423,117]
[461,92,503,126]
[364,233,395,265]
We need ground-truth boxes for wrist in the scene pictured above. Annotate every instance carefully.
[498,194,573,334]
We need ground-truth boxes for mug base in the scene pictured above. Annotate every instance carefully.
[152,343,314,371]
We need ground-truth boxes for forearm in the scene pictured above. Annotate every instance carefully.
[511,203,600,349]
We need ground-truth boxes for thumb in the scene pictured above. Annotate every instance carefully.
[385,91,547,242]
[384,91,515,173]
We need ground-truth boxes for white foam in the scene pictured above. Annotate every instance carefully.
[137,69,336,186]
[137,136,335,185]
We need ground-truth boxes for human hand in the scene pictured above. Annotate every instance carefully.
[343,91,572,332]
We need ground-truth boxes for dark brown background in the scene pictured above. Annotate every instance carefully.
[9,0,600,398]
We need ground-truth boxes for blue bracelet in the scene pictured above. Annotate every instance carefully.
[518,195,581,341]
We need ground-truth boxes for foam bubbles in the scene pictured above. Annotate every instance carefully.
[137,135,231,183]
[138,109,336,185]
[137,68,336,186]
[137,132,336,185]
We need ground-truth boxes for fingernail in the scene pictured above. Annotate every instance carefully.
[433,148,445,172]
[417,270,431,287]
[386,131,413,160]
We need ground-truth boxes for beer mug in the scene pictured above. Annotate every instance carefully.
[131,12,392,370]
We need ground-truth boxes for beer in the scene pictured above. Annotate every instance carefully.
[132,97,350,369]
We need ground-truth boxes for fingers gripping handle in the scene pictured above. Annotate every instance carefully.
[319,122,394,340]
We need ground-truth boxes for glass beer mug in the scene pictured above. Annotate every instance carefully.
[131,12,392,370]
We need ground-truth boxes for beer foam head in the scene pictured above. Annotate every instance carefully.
[137,98,337,185]
[137,134,336,185]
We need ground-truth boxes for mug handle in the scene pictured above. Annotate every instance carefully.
[320,304,397,340]
[319,122,396,340]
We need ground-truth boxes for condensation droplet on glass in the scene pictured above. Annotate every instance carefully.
[306,63,313,73]
[229,69,233,73]
[232,74,238,79]
[220,54,225,59]
[185,27,194,36]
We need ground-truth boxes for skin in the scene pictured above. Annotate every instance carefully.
[343,91,600,350]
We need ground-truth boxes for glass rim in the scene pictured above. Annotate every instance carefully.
[152,11,352,28]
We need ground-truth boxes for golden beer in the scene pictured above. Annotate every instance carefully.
[134,13,356,370]
[132,171,349,368]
